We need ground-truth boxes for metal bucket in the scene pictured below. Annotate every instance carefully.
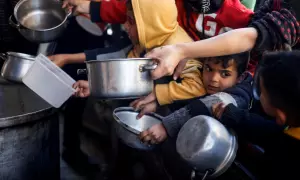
[0,77,60,180]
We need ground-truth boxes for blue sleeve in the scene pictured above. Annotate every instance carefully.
[223,72,253,109]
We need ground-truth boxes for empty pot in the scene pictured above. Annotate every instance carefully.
[9,0,71,43]
[176,115,238,179]
[78,58,157,99]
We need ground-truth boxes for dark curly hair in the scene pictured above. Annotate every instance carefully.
[205,51,250,76]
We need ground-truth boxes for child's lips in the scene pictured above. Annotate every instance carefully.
[207,85,219,92]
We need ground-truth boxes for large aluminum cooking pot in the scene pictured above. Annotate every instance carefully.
[176,115,238,179]
[113,107,162,151]
[0,52,35,83]
[9,0,71,43]
[78,58,157,99]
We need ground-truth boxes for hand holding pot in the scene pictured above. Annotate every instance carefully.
[130,91,158,119]
[139,124,167,144]
[212,103,226,120]
[63,0,91,15]
[73,80,90,98]
[145,44,188,80]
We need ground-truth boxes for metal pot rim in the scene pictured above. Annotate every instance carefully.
[194,130,238,178]
[113,107,162,135]
[85,58,153,64]
[0,107,56,128]
[13,0,70,32]
[6,52,35,61]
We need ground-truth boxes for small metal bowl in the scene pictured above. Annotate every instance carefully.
[113,107,162,151]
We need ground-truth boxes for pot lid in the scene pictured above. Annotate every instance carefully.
[0,77,55,128]
[113,107,162,135]
[6,52,35,61]
[76,15,104,37]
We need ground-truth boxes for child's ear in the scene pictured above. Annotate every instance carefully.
[275,108,287,126]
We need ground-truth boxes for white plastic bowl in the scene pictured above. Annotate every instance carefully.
[22,54,76,108]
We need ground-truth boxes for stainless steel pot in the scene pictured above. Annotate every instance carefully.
[78,58,157,99]
[9,0,71,43]
[0,52,35,83]
[113,107,162,151]
[176,115,238,179]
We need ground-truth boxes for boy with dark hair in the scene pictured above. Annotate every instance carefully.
[139,51,252,143]
[211,50,300,179]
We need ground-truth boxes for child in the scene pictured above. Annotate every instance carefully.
[211,51,300,179]
[139,51,252,143]
[74,0,205,107]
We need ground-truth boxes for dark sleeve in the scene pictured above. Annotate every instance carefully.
[223,72,253,109]
[90,1,102,22]
[249,0,300,50]
[220,104,284,146]
[162,100,210,138]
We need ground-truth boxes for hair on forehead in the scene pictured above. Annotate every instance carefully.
[205,51,250,76]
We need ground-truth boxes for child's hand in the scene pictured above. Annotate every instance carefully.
[130,91,158,119]
[73,80,90,98]
[139,124,167,144]
[212,103,226,119]
[62,0,90,15]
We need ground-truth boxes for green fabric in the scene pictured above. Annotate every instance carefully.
[240,0,257,11]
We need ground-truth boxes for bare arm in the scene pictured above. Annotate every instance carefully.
[48,53,86,67]
[65,53,86,64]
[179,27,258,59]
[146,27,258,80]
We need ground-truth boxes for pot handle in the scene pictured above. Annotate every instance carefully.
[77,69,87,75]
[139,64,157,72]
[0,53,7,60]
[190,170,210,180]
[9,15,20,29]
[66,9,73,18]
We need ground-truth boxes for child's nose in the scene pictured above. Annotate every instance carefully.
[211,72,220,82]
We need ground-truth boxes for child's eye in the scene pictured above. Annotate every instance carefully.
[221,71,231,78]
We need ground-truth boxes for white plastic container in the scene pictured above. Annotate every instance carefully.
[22,54,76,108]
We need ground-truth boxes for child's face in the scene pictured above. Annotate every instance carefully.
[124,10,139,45]
[202,59,239,95]
[259,77,286,126]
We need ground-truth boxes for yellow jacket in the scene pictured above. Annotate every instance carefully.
[129,0,206,105]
